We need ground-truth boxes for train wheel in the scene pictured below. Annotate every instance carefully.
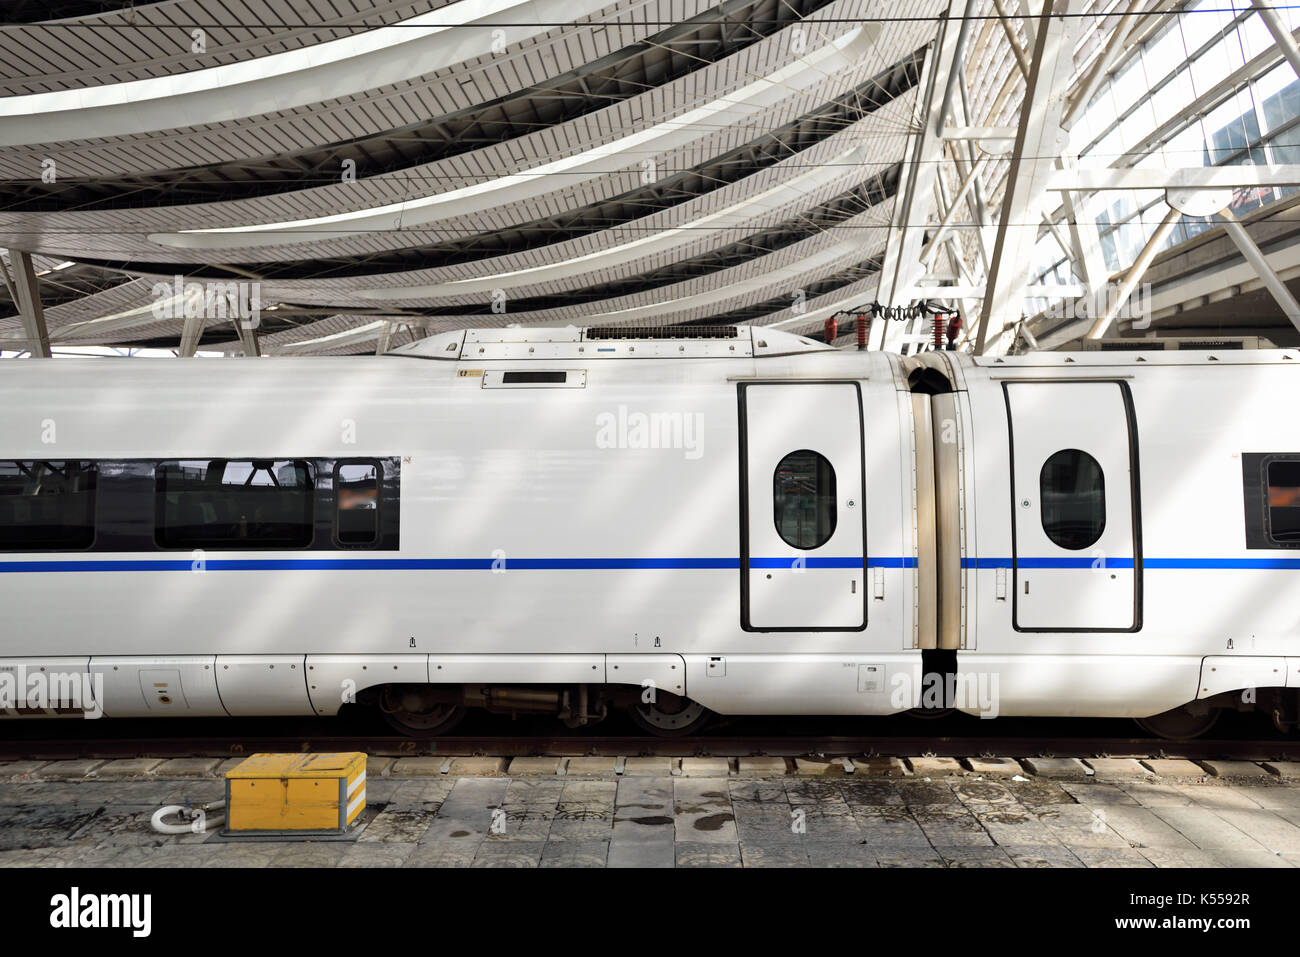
[625,692,711,737]
[378,685,466,736]
[1135,704,1219,740]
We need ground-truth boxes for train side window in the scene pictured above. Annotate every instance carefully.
[155,459,313,549]
[1267,459,1300,545]
[1039,449,1106,550]
[334,461,380,546]
[0,461,97,550]
[773,450,837,549]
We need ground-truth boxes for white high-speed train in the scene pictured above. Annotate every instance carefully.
[1,325,1297,738]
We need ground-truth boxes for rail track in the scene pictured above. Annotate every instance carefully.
[4,710,1298,762]
[5,734,1300,762]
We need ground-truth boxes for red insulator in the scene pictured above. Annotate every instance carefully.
[823,315,838,344]
[932,313,945,350]
[856,314,868,351]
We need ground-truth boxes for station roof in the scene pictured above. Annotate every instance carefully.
[1,0,1297,356]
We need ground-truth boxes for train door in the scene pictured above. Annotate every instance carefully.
[1004,381,1141,631]
[739,382,866,630]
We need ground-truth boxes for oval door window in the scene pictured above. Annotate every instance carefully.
[1039,448,1105,549]
[774,450,837,549]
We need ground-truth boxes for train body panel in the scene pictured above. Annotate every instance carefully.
[0,327,1297,725]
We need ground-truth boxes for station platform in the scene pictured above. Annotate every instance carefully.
[3,755,1300,868]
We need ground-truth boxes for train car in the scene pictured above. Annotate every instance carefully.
[0,325,1297,738]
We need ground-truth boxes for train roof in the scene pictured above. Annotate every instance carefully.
[386,325,834,361]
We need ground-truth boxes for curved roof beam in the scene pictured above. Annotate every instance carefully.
[392,202,891,328]
[146,24,883,251]
[0,0,620,148]
[354,141,887,300]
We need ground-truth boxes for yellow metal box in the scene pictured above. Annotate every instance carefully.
[224,752,366,834]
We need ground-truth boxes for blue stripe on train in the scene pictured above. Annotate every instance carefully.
[0,556,1295,572]
[0,556,907,572]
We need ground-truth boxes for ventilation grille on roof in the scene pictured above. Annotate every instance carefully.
[584,325,741,340]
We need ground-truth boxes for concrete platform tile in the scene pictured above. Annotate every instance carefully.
[1002,845,1085,868]
[739,842,810,867]
[607,841,675,868]
[875,849,944,867]
[1006,779,1079,808]
[387,778,456,807]
[674,779,737,844]
[912,805,993,847]
[852,805,930,846]
[359,807,438,843]
[675,842,742,867]
[1121,783,1194,808]
[1067,846,1154,868]
[972,806,1059,846]
[1138,847,1221,868]
[805,843,878,867]
[840,780,905,806]
[936,845,1016,867]
[1213,807,1300,854]
[1178,785,1269,810]
[952,781,1017,807]
[1059,782,1140,806]
[1094,805,1198,850]
[1153,806,1265,851]
[470,841,544,868]
[1209,848,1293,868]
[898,781,960,805]
[405,842,480,868]
[728,779,787,803]
[1034,805,1130,847]
[540,840,609,867]
[1232,786,1300,811]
